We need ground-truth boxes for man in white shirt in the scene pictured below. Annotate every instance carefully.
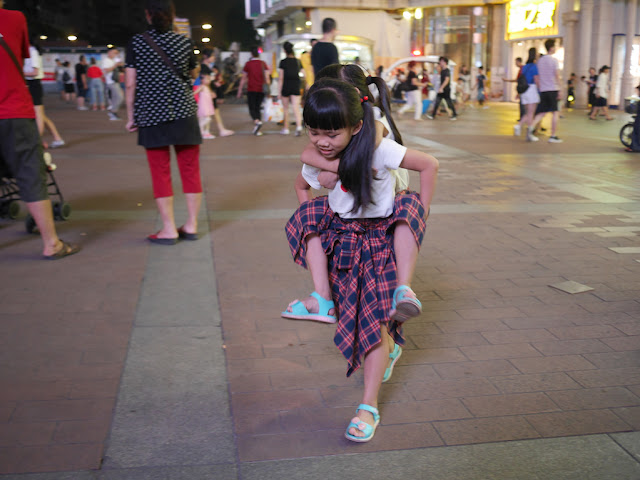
[102,47,124,120]
[531,39,563,143]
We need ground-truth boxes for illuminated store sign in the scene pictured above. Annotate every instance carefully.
[506,0,558,40]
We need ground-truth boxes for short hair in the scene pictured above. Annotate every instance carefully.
[544,39,555,52]
[408,61,416,69]
[515,57,522,63]
[439,56,448,65]
[250,46,260,57]
[283,41,294,55]
[322,18,336,34]
[202,47,214,58]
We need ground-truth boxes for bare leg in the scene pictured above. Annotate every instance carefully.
[281,96,290,132]
[154,196,178,239]
[347,327,392,438]
[33,105,45,136]
[43,114,63,142]
[394,222,418,286]
[213,109,234,136]
[290,95,302,130]
[182,192,202,234]
[284,233,333,314]
[26,199,62,256]
[550,111,559,137]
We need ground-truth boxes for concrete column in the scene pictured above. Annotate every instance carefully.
[576,0,594,108]
[619,0,638,106]
[562,11,580,100]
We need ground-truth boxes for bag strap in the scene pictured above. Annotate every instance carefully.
[0,33,26,81]
[141,32,187,82]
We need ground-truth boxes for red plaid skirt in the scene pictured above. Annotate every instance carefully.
[285,191,426,376]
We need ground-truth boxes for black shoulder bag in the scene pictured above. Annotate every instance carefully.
[141,32,190,83]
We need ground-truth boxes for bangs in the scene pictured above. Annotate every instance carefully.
[303,89,349,131]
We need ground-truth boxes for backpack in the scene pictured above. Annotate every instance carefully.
[516,67,528,94]
[62,70,71,83]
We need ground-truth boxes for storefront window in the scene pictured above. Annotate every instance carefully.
[423,6,489,74]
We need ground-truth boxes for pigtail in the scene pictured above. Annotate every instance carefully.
[338,96,376,212]
[367,75,403,146]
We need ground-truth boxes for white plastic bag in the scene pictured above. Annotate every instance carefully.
[262,98,284,123]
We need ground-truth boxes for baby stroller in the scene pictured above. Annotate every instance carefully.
[0,151,72,233]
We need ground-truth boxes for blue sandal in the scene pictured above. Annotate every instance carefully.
[390,285,422,322]
[281,291,337,324]
[382,344,402,383]
[345,404,380,443]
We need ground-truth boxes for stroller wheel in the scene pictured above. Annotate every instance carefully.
[25,214,38,234]
[53,201,72,220]
[7,200,20,219]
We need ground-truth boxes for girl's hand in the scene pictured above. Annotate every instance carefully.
[126,120,138,132]
[318,171,339,189]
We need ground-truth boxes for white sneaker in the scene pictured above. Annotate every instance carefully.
[295,127,303,137]
[426,114,434,120]
[548,136,563,143]
[252,122,262,135]
[77,106,89,111]
[280,128,290,135]
[50,139,65,148]
[527,133,539,142]
[108,112,121,121]
[513,124,521,136]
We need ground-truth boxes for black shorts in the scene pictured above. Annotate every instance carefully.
[536,91,558,113]
[76,85,88,98]
[594,97,607,107]
[0,118,49,203]
[64,83,75,94]
[27,79,44,106]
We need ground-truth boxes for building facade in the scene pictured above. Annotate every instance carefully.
[251,0,640,107]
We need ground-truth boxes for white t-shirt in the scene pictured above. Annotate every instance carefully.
[102,56,118,85]
[373,106,409,192]
[536,55,559,92]
[302,138,407,219]
[595,73,608,99]
[23,46,44,80]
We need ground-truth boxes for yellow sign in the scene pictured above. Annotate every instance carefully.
[506,0,558,40]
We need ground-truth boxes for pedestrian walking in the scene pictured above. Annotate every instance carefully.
[513,48,541,142]
[474,66,487,107]
[87,57,106,111]
[530,39,563,143]
[502,57,524,120]
[75,55,89,110]
[0,2,80,259]
[125,0,203,244]
[278,41,303,136]
[194,70,216,139]
[397,61,427,121]
[589,66,613,121]
[103,47,124,120]
[310,18,338,77]
[237,46,270,136]
[282,78,439,442]
[582,67,597,115]
[427,56,458,120]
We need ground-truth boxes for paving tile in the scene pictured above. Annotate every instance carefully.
[410,333,488,349]
[461,392,560,417]
[460,343,541,361]
[549,280,595,294]
[231,389,324,413]
[548,324,625,340]
[613,406,640,429]
[53,419,111,444]
[0,443,103,474]
[10,399,115,423]
[525,410,633,437]
[381,399,472,423]
[481,329,557,344]
[569,367,640,388]
[433,416,541,445]
[433,359,520,379]
[406,378,500,400]
[583,351,640,369]
[400,348,467,365]
[488,372,582,394]
[601,336,640,351]
[532,339,612,356]
[436,319,510,333]
[546,387,640,410]
[510,355,598,373]
[0,422,56,447]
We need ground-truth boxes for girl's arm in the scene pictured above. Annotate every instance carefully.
[125,67,137,132]
[399,149,439,213]
[278,68,284,97]
[300,143,339,172]
[294,172,313,204]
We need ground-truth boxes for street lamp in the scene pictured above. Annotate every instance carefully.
[202,37,211,43]
[68,35,77,41]
[202,23,212,30]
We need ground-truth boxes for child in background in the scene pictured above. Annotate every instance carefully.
[194,71,216,139]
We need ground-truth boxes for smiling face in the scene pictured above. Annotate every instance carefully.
[307,123,362,159]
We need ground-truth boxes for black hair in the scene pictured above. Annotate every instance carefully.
[544,38,555,52]
[250,46,260,57]
[283,41,294,56]
[202,47,214,58]
[439,56,448,65]
[526,47,537,64]
[316,63,403,146]
[322,18,336,34]
[303,78,376,212]
[145,0,175,33]
[515,57,522,63]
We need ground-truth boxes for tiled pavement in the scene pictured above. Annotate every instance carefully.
[0,96,639,479]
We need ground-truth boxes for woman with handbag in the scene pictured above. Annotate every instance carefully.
[513,48,540,142]
[237,46,271,136]
[125,0,203,244]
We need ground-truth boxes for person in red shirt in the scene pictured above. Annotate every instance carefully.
[237,46,270,136]
[0,2,80,259]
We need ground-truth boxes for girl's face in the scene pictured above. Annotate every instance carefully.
[307,122,362,159]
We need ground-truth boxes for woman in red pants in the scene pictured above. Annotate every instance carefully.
[124,0,202,244]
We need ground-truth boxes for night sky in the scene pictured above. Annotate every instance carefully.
[175,0,243,47]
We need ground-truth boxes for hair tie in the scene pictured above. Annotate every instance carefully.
[360,95,369,103]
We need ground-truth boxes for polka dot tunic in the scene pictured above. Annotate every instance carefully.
[125,28,197,128]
